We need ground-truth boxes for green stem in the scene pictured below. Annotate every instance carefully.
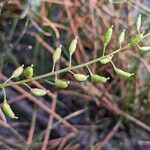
[86,65,93,75]
[0,44,130,88]
[68,70,75,75]
[3,76,13,84]
[51,62,55,72]
[23,83,32,90]
[143,32,150,38]
[69,54,72,68]
[102,44,106,56]
[110,60,116,69]
[44,80,54,85]
[2,87,7,102]
[1,29,150,89]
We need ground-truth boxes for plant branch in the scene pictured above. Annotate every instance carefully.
[1,31,150,89]
[0,44,132,88]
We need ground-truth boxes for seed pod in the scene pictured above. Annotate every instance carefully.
[31,88,48,96]
[118,29,125,45]
[130,33,144,47]
[2,101,18,119]
[69,36,78,56]
[53,45,62,63]
[114,67,134,78]
[55,80,69,89]
[99,55,113,64]
[91,74,110,83]
[74,74,88,82]
[12,65,24,78]
[24,64,34,78]
[140,46,150,51]
[136,14,141,34]
[103,25,113,46]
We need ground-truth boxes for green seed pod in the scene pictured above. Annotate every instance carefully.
[53,45,62,63]
[114,67,134,78]
[136,14,141,34]
[74,74,88,82]
[99,55,113,64]
[103,25,113,46]
[130,33,144,47]
[2,101,18,119]
[69,36,78,56]
[31,88,48,96]
[12,65,24,78]
[91,74,110,83]
[55,80,69,89]
[118,29,125,45]
[140,46,150,51]
[23,64,34,78]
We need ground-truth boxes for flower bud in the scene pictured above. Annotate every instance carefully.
[69,36,78,56]
[104,25,113,46]
[2,101,18,119]
[99,55,113,64]
[12,65,24,78]
[91,74,110,83]
[140,46,150,51]
[31,88,48,96]
[23,64,34,78]
[74,74,88,82]
[55,80,69,89]
[118,29,125,45]
[114,67,134,78]
[53,45,62,63]
[130,33,144,47]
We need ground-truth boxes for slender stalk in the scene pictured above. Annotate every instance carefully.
[143,32,150,38]
[69,54,72,68]
[68,70,75,75]
[0,44,131,88]
[55,75,57,81]
[2,87,7,102]
[0,31,149,89]
[44,80,54,85]
[3,76,13,84]
[86,65,92,75]
[110,60,116,69]
[51,62,55,73]
[119,43,122,49]
[102,44,106,56]
[23,83,32,90]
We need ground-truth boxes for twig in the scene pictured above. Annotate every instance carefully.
[94,118,122,149]
[0,135,22,149]
[0,119,26,144]
[41,94,57,150]
[58,132,76,150]
[27,104,38,144]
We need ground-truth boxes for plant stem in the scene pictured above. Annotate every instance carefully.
[102,44,106,56]
[143,32,150,38]
[69,54,72,68]
[23,83,32,90]
[0,44,130,88]
[110,60,116,69]
[51,62,55,73]
[2,87,7,102]
[3,76,13,84]
[1,29,149,89]
[86,65,92,75]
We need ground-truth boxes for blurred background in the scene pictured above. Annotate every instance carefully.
[0,0,150,149]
